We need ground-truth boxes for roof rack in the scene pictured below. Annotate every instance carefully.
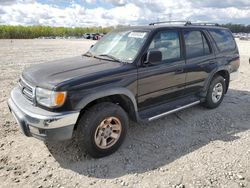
[149,21,191,26]
[149,21,219,27]
[191,22,220,26]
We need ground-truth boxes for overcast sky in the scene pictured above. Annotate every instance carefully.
[0,0,250,27]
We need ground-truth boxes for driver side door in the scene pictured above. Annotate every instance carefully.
[137,29,186,110]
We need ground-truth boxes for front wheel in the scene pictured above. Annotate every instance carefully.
[202,75,226,109]
[77,102,129,158]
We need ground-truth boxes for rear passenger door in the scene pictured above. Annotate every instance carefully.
[183,29,216,94]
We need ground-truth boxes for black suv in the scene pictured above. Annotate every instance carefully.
[8,21,240,158]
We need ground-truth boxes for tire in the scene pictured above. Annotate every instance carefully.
[76,102,129,158]
[202,75,226,109]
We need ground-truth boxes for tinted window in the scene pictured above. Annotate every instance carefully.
[203,35,211,55]
[149,31,181,61]
[208,29,236,52]
[184,30,211,58]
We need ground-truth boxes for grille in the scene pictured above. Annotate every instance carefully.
[19,77,35,104]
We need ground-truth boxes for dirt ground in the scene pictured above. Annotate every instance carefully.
[0,39,250,188]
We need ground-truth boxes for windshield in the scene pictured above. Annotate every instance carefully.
[88,30,148,62]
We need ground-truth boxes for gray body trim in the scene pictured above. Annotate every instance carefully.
[200,66,230,97]
[76,87,139,118]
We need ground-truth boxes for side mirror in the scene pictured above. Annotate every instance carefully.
[146,51,162,64]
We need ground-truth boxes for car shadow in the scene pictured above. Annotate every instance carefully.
[46,89,250,179]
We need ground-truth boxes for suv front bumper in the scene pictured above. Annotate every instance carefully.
[8,87,79,141]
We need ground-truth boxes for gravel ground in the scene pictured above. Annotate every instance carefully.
[0,39,250,188]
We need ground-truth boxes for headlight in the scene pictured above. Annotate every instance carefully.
[36,88,67,108]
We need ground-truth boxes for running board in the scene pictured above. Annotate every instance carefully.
[148,101,200,121]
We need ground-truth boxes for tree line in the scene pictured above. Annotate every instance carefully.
[0,25,113,39]
[0,24,249,39]
[221,23,250,33]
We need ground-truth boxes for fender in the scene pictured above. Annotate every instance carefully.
[75,87,139,120]
[200,66,230,97]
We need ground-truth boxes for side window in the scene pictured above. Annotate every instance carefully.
[184,30,211,58]
[148,31,181,61]
[208,29,236,52]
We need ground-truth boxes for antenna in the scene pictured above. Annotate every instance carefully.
[168,13,172,22]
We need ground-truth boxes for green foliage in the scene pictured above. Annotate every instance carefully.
[0,25,114,39]
[0,24,249,39]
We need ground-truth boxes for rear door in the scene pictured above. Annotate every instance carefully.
[137,29,186,110]
[183,29,217,94]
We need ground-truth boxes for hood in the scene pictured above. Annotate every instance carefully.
[22,56,124,90]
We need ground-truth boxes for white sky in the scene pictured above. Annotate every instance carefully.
[0,0,250,27]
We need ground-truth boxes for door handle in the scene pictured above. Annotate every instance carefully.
[209,61,216,65]
[175,68,184,73]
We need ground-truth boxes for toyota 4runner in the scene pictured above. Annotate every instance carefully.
[8,21,240,158]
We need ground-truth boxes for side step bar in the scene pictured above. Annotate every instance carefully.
[148,101,200,121]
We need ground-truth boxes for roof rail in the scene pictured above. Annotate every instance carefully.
[188,22,220,26]
[149,21,191,26]
[149,21,220,27]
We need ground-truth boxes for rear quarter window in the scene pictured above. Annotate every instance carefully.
[208,29,236,52]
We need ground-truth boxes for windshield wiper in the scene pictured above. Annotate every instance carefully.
[82,51,95,57]
[83,52,128,63]
[98,54,125,63]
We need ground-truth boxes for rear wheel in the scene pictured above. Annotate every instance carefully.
[77,102,129,158]
[202,75,226,109]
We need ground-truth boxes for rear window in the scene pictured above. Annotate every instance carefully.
[208,29,236,52]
